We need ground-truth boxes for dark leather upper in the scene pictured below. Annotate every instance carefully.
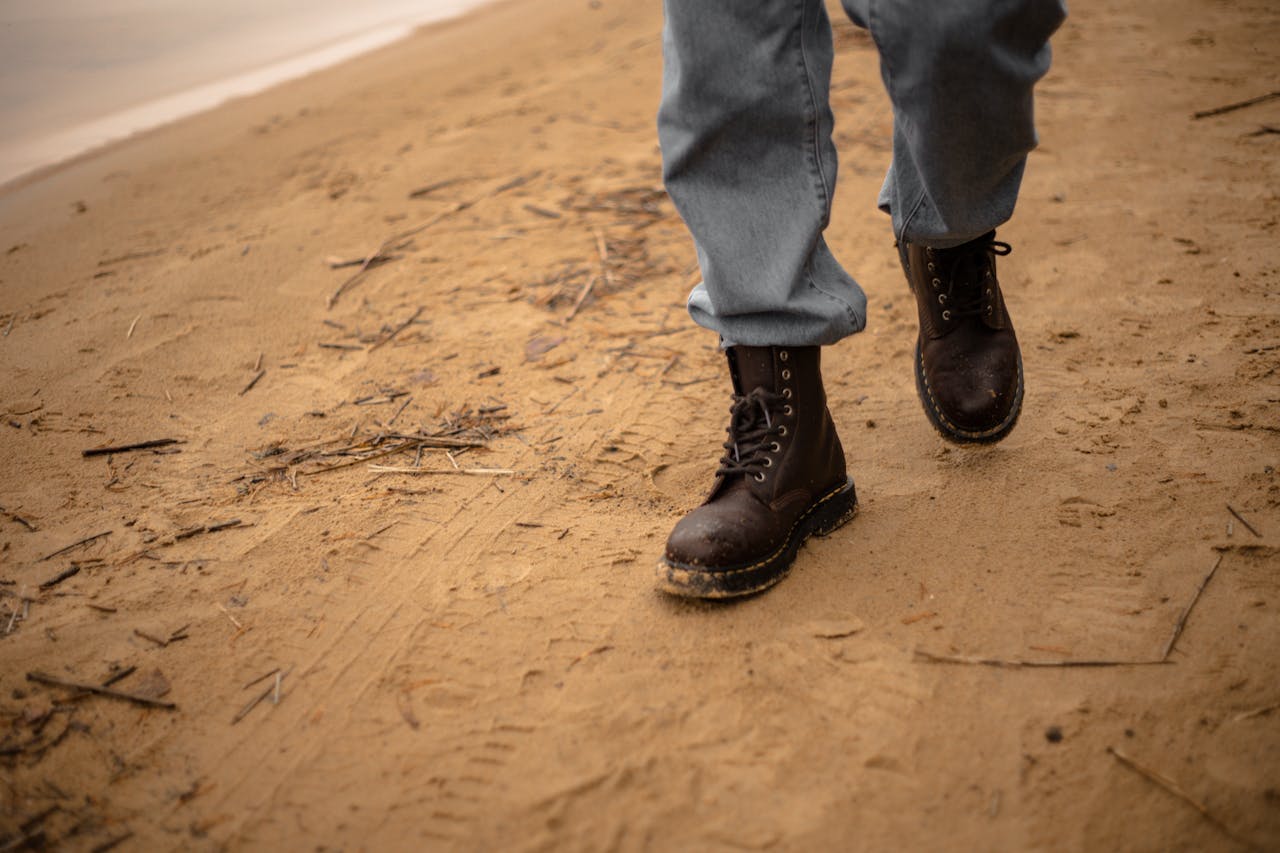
[903,233,1022,435]
[664,346,846,570]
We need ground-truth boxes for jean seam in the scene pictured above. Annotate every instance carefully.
[805,258,858,331]
[798,0,852,332]
[796,0,832,217]
[866,0,892,106]
[866,0,925,244]
[898,186,929,244]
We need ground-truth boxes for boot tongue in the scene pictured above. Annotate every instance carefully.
[727,346,777,395]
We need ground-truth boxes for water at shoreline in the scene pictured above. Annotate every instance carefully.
[0,0,485,186]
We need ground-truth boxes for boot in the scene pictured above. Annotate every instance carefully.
[902,232,1024,443]
[657,345,857,599]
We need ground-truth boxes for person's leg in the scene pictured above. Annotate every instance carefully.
[657,0,867,347]
[844,0,1066,442]
[842,0,1066,246]
[655,0,859,598]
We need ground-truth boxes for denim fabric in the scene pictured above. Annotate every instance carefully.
[658,0,1066,347]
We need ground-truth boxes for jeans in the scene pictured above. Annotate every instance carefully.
[657,0,1067,347]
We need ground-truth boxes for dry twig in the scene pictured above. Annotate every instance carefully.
[913,650,1169,668]
[216,603,243,630]
[243,667,280,690]
[1161,555,1223,660]
[328,172,538,307]
[369,306,424,351]
[408,177,465,198]
[368,465,515,476]
[26,671,176,709]
[239,369,266,396]
[1232,702,1279,723]
[0,504,36,531]
[1192,90,1280,120]
[116,520,243,565]
[38,566,80,591]
[232,666,292,724]
[40,531,112,561]
[388,396,413,425]
[134,629,171,648]
[565,274,597,321]
[1225,505,1262,538]
[176,519,243,540]
[82,438,181,457]
[1107,747,1256,849]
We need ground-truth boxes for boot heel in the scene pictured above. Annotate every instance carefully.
[809,477,858,537]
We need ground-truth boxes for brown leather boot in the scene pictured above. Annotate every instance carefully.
[902,231,1024,443]
[657,346,857,599]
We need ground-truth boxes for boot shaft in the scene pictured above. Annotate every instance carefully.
[903,234,1011,339]
[727,344,828,411]
[719,345,844,504]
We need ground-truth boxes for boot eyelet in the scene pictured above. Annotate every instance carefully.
[942,310,951,321]
[778,350,789,362]
[770,441,781,452]
[778,426,788,436]
[937,294,946,304]
[986,288,993,296]
[782,388,792,399]
[781,369,791,380]
[762,458,773,468]
[927,262,935,272]
[783,405,793,416]
[986,306,993,315]
[931,277,941,289]
[754,472,766,482]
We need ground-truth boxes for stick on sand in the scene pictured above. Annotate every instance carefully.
[1160,554,1223,661]
[26,671,176,709]
[368,465,515,476]
[40,531,112,561]
[913,650,1169,668]
[1192,90,1280,120]
[1107,747,1257,849]
[328,172,539,308]
[82,438,181,457]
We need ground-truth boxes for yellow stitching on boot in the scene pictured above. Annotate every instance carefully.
[662,480,856,579]
[918,345,1021,440]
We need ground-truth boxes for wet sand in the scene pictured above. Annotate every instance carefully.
[1,0,1278,848]
[0,0,483,184]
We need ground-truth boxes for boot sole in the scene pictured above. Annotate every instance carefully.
[655,477,858,600]
[913,337,1024,445]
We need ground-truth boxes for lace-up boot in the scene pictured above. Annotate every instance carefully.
[657,345,857,599]
[902,231,1024,443]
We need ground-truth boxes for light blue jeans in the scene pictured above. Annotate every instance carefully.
[658,0,1067,347]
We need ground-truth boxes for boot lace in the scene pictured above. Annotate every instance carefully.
[929,235,1011,321]
[716,388,786,483]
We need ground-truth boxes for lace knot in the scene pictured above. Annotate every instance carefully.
[716,388,786,481]
[934,235,1010,320]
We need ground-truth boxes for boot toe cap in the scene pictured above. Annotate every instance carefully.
[664,506,772,570]
[920,340,1023,436]
[935,382,1017,432]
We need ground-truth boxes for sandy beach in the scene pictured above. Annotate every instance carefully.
[1,0,1278,849]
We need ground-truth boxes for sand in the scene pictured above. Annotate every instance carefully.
[1,0,1277,849]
